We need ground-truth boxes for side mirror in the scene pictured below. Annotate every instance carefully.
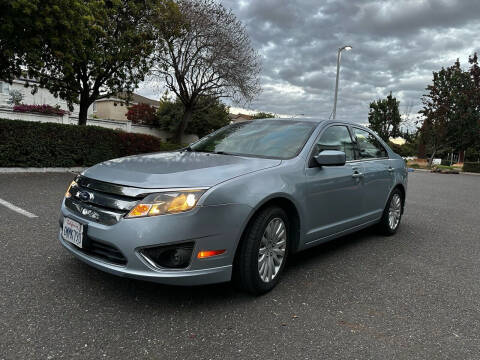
[314,150,346,166]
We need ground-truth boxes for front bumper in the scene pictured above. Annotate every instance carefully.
[59,201,252,286]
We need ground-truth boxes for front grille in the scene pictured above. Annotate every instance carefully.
[65,176,145,225]
[80,238,127,266]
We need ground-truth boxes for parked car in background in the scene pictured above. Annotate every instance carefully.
[59,118,407,294]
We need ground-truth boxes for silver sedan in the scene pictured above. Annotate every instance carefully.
[59,118,407,294]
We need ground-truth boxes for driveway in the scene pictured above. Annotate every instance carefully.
[0,171,479,359]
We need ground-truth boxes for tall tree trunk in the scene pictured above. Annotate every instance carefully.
[78,98,90,126]
[173,107,193,144]
[428,149,436,166]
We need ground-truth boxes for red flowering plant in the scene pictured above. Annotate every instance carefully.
[126,103,157,125]
[13,104,69,116]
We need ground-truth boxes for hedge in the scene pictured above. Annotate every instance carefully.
[0,118,182,167]
[463,162,480,173]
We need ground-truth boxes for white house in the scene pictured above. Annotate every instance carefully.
[0,78,93,117]
[0,80,199,143]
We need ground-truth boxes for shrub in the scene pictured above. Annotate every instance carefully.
[0,118,182,167]
[431,165,459,174]
[463,162,480,173]
[13,104,68,116]
[126,103,157,125]
[8,90,24,105]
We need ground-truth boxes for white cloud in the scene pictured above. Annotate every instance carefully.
[139,0,480,123]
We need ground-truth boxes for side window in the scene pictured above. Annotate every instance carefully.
[315,126,355,161]
[353,128,387,159]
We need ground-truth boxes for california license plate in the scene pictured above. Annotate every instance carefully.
[62,217,84,248]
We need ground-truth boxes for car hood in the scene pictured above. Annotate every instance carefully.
[81,151,282,188]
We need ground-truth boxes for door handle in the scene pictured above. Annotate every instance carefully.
[388,167,394,173]
[352,170,363,178]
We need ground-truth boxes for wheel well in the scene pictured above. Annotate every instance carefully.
[235,197,301,259]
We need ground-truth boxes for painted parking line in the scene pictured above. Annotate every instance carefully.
[0,198,38,218]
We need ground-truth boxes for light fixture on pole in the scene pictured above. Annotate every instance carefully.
[331,45,352,120]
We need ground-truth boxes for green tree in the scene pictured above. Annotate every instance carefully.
[419,57,480,163]
[368,92,402,142]
[157,96,230,139]
[0,0,40,81]
[251,112,275,119]
[152,0,261,143]
[1,0,172,125]
[389,131,419,157]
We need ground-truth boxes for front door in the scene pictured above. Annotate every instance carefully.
[351,127,392,221]
[304,125,364,244]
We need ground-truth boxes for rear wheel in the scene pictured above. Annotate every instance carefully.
[234,206,289,295]
[378,188,403,235]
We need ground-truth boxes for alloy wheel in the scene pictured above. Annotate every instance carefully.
[258,217,287,283]
[388,193,402,230]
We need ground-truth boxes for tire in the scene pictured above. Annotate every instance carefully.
[233,206,289,295]
[378,188,404,235]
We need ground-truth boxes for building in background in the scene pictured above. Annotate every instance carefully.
[229,113,254,123]
[0,78,93,117]
[93,92,160,121]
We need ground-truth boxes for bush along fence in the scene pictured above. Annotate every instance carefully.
[463,162,480,173]
[0,118,182,167]
[13,104,68,116]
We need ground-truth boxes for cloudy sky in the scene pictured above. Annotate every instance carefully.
[139,0,480,124]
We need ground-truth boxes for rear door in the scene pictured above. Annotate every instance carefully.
[351,127,392,221]
[304,125,365,244]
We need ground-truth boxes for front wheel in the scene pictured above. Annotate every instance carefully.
[233,206,289,295]
[378,188,404,235]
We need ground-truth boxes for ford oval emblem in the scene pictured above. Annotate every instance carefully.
[77,190,93,202]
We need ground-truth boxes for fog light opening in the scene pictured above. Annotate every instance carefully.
[197,249,226,259]
[170,248,192,267]
[141,242,194,269]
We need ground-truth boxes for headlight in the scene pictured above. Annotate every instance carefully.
[126,189,207,218]
[65,180,77,198]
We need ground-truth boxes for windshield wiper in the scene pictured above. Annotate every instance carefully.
[184,147,215,154]
[214,151,239,156]
[184,147,235,155]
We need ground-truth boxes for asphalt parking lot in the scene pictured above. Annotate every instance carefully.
[0,171,479,359]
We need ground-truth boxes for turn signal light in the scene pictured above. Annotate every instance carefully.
[128,204,152,217]
[197,249,226,259]
[65,180,77,198]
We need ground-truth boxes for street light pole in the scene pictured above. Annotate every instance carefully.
[332,45,352,120]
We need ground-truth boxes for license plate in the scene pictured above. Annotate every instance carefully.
[62,217,84,248]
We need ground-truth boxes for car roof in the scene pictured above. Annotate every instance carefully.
[256,117,367,128]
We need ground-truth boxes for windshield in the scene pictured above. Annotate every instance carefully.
[190,120,316,159]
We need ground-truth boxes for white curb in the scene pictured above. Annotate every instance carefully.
[0,167,85,173]
[409,168,480,176]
